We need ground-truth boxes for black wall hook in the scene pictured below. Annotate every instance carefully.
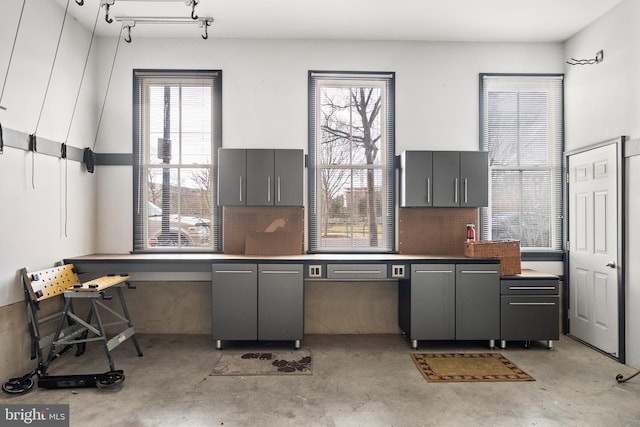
[105,3,113,24]
[125,25,132,43]
[191,0,199,20]
[202,20,210,40]
[75,0,84,5]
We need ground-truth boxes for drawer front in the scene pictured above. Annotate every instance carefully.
[501,295,560,341]
[327,264,387,280]
[501,279,559,295]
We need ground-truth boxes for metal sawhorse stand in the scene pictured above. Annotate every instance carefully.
[2,264,143,394]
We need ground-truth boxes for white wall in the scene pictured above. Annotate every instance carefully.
[93,37,563,252]
[0,0,99,306]
[564,0,640,368]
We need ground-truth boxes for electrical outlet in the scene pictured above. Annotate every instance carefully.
[309,265,322,278]
[391,265,405,278]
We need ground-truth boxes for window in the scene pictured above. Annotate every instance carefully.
[480,74,563,252]
[308,72,395,252]
[133,70,222,252]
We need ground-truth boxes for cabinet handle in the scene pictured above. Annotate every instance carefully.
[426,177,431,204]
[508,286,556,290]
[277,177,281,202]
[333,270,383,275]
[267,176,271,202]
[459,270,498,274]
[261,270,299,274]
[239,176,243,202]
[454,178,458,204]
[464,178,468,204]
[415,270,453,274]
[214,270,254,274]
[508,302,556,306]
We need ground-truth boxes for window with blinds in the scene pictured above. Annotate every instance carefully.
[480,74,564,251]
[308,72,395,252]
[133,70,222,252]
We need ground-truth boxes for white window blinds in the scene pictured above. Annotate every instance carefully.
[480,74,564,251]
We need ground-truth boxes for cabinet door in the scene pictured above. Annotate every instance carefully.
[432,151,460,207]
[218,149,247,205]
[455,264,500,340]
[211,263,257,340]
[459,151,488,207]
[274,150,304,206]
[247,149,275,205]
[258,264,304,340]
[501,295,559,341]
[400,151,433,207]
[409,264,455,340]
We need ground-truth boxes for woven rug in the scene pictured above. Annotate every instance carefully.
[210,350,312,376]
[411,353,535,382]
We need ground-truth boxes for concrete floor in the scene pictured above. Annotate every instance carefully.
[2,334,640,427]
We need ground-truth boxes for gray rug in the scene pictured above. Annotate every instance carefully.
[210,350,312,376]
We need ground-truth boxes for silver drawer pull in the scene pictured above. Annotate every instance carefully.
[262,271,299,274]
[214,270,254,274]
[333,270,382,274]
[508,286,556,290]
[508,302,556,306]
[415,270,453,274]
[460,270,498,274]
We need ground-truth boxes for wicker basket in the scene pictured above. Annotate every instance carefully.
[464,240,521,276]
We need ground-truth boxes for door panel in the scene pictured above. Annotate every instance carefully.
[568,143,618,356]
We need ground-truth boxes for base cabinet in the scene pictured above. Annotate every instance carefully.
[212,263,303,349]
[399,263,499,348]
[500,276,560,349]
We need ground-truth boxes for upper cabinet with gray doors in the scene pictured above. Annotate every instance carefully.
[218,148,304,206]
[400,151,488,208]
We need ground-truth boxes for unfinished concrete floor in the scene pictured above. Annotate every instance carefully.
[2,334,640,426]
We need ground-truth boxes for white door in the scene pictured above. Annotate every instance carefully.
[568,143,619,356]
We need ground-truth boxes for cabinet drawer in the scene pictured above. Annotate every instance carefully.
[327,264,387,280]
[501,295,559,341]
[501,279,559,295]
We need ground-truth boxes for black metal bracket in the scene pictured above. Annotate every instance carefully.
[0,122,4,155]
[29,134,37,152]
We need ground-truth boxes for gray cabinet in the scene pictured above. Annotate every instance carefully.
[400,151,433,206]
[217,149,247,206]
[211,263,257,341]
[459,151,488,207]
[400,150,488,207]
[218,148,303,206]
[500,276,559,349]
[455,264,500,341]
[212,263,303,349]
[258,264,304,342]
[399,264,455,343]
[399,262,499,348]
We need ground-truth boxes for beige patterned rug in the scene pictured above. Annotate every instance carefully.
[210,350,312,376]
[411,353,535,382]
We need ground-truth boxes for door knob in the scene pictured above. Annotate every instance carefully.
[606,261,617,268]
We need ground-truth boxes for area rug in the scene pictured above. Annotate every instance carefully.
[411,353,535,382]
[210,350,312,376]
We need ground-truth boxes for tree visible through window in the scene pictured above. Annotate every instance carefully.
[309,72,395,252]
[133,70,221,252]
[480,74,563,251]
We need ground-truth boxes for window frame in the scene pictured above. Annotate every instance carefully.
[308,71,396,253]
[132,69,222,253]
[479,73,564,261]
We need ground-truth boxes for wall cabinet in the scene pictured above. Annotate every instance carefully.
[218,148,303,206]
[400,151,488,207]
[500,275,559,349]
[212,263,304,349]
[399,263,499,348]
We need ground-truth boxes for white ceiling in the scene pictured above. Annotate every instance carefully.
[58,0,623,43]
